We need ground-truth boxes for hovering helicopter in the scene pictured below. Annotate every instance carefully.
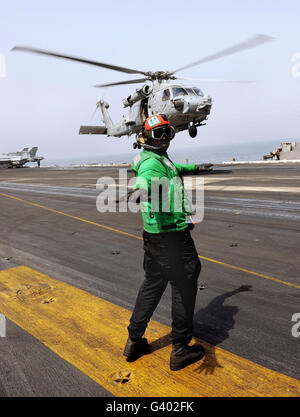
[12,34,274,145]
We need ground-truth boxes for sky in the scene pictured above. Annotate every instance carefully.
[0,0,300,160]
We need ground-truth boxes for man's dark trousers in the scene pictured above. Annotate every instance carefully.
[128,228,201,344]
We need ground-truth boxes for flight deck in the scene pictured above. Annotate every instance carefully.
[0,164,299,397]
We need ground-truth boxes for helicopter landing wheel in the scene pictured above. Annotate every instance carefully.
[189,125,197,138]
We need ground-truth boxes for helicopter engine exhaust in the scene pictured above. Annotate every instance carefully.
[122,84,152,108]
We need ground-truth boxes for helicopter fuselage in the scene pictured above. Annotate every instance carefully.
[98,82,212,139]
[147,82,212,133]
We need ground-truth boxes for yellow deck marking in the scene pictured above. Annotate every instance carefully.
[0,266,299,397]
[0,192,299,290]
[0,192,140,240]
[197,256,300,289]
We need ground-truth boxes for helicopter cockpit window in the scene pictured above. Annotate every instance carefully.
[162,89,170,101]
[185,88,196,95]
[172,87,188,97]
[192,87,204,97]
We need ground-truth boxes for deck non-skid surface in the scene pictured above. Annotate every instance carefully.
[0,266,299,397]
[0,165,299,396]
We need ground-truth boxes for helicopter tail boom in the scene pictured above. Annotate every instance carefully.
[79,101,132,137]
[98,100,132,137]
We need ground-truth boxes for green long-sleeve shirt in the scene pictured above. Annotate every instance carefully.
[131,149,197,233]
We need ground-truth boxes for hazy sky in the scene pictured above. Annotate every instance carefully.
[1,0,300,159]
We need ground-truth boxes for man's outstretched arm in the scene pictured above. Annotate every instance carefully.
[174,162,213,175]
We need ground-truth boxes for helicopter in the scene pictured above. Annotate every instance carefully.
[12,34,274,145]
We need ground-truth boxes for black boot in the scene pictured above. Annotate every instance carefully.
[123,336,149,361]
[170,343,205,371]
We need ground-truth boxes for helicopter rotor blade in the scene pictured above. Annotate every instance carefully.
[177,77,256,84]
[90,108,98,122]
[12,45,148,75]
[92,78,149,87]
[173,34,275,74]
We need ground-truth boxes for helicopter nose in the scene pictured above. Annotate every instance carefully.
[182,96,212,114]
[182,95,212,114]
[196,95,212,112]
[203,95,212,105]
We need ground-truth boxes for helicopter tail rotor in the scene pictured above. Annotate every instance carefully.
[90,101,100,121]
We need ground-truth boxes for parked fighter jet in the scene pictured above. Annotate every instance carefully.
[0,147,44,168]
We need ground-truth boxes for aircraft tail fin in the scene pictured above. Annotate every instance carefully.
[29,147,38,158]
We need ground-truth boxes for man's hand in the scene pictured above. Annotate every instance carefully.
[127,188,150,204]
[195,163,214,172]
[115,188,150,204]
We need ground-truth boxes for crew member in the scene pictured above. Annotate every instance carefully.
[123,114,206,371]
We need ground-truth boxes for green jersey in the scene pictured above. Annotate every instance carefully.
[131,149,197,234]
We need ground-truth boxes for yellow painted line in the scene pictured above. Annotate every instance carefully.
[0,266,299,397]
[0,192,141,241]
[0,192,299,290]
[198,256,300,290]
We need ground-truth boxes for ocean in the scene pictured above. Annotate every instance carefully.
[44,140,280,167]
